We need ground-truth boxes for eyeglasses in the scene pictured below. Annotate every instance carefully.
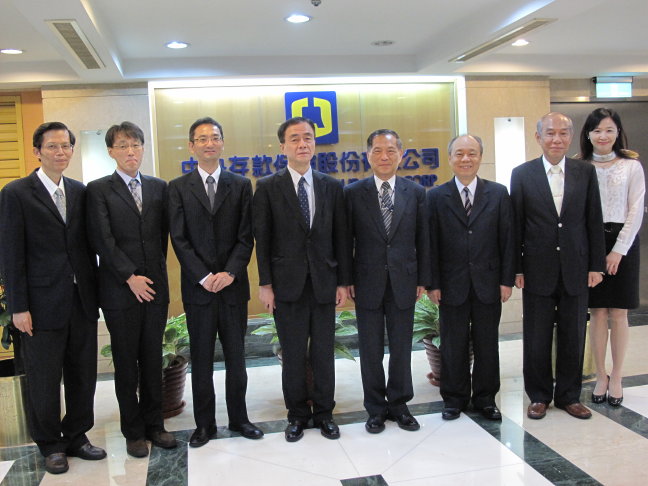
[42,143,73,151]
[192,136,223,145]
[113,143,143,151]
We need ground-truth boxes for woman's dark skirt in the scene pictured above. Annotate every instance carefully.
[589,223,640,309]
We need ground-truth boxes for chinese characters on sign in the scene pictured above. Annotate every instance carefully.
[180,148,440,187]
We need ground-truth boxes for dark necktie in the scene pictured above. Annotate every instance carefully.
[380,181,393,234]
[129,179,142,213]
[206,175,216,211]
[463,186,472,216]
[298,177,310,227]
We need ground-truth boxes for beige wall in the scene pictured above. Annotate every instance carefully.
[464,76,551,333]
[41,84,154,181]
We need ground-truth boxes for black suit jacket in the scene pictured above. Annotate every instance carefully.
[86,172,169,310]
[0,170,98,329]
[344,176,431,310]
[168,169,253,305]
[427,177,515,306]
[510,157,605,296]
[252,169,351,304]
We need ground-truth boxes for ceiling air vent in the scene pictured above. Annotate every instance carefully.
[46,19,104,70]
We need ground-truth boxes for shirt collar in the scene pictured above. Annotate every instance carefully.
[454,176,478,196]
[542,155,566,174]
[197,164,221,185]
[373,174,396,193]
[115,168,141,186]
[287,165,313,187]
[36,168,65,196]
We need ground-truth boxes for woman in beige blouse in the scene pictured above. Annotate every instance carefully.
[579,107,645,406]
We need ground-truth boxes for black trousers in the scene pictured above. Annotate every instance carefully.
[274,277,336,424]
[21,288,98,457]
[355,281,415,417]
[185,296,249,428]
[522,280,588,406]
[439,287,501,410]
[104,302,167,440]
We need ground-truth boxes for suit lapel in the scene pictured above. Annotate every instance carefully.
[361,177,388,240]
[443,178,469,225]
[140,175,153,218]
[278,169,309,233]
[529,158,557,216]
[390,177,408,238]
[30,171,66,225]
[212,171,232,214]
[311,172,327,230]
[468,177,488,223]
[562,158,578,217]
[188,169,212,214]
[110,172,141,216]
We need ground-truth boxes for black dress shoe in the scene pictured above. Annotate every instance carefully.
[189,426,217,448]
[365,415,386,434]
[67,442,107,460]
[285,421,305,442]
[126,438,149,458]
[442,407,461,420]
[147,429,177,449]
[608,394,623,407]
[480,405,502,421]
[387,412,420,431]
[229,422,264,439]
[319,419,340,440]
[45,453,69,474]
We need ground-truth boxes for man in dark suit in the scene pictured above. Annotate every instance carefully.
[253,117,350,442]
[168,117,263,448]
[511,112,605,420]
[344,129,430,434]
[0,122,105,474]
[427,134,515,421]
[86,122,176,457]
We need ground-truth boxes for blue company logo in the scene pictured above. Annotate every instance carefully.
[284,91,339,145]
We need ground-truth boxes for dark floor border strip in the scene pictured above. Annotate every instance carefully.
[468,412,601,486]
[0,445,45,486]
[582,373,648,440]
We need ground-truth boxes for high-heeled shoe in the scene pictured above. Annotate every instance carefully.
[591,375,609,404]
[608,395,623,407]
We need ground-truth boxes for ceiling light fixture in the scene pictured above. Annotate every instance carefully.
[511,39,529,47]
[0,48,23,55]
[285,14,311,24]
[449,18,555,62]
[166,41,189,49]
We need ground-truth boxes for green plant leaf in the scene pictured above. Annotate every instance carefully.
[100,344,112,357]
[334,341,356,361]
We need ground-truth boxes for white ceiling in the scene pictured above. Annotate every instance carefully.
[1,0,647,88]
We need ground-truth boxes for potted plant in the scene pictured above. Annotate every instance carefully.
[0,275,31,446]
[252,310,357,403]
[101,313,190,418]
[412,294,442,386]
[251,309,358,361]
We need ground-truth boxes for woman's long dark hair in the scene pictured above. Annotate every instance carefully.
[578,107,637,160]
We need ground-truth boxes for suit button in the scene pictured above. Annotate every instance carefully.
[384,265,388,271]
[556,246,560,251]
[468,262,473,266]
[387,245,391,248]
[558,223,563,228]
[468,230,473,234]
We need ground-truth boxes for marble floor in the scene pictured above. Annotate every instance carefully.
[2,326,648,486]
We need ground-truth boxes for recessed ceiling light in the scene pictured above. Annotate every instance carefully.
[512,39,530,47]
[285,14,311,24]
[1,48,24,55]
[165,41,189,49]
[371,40,395,47]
